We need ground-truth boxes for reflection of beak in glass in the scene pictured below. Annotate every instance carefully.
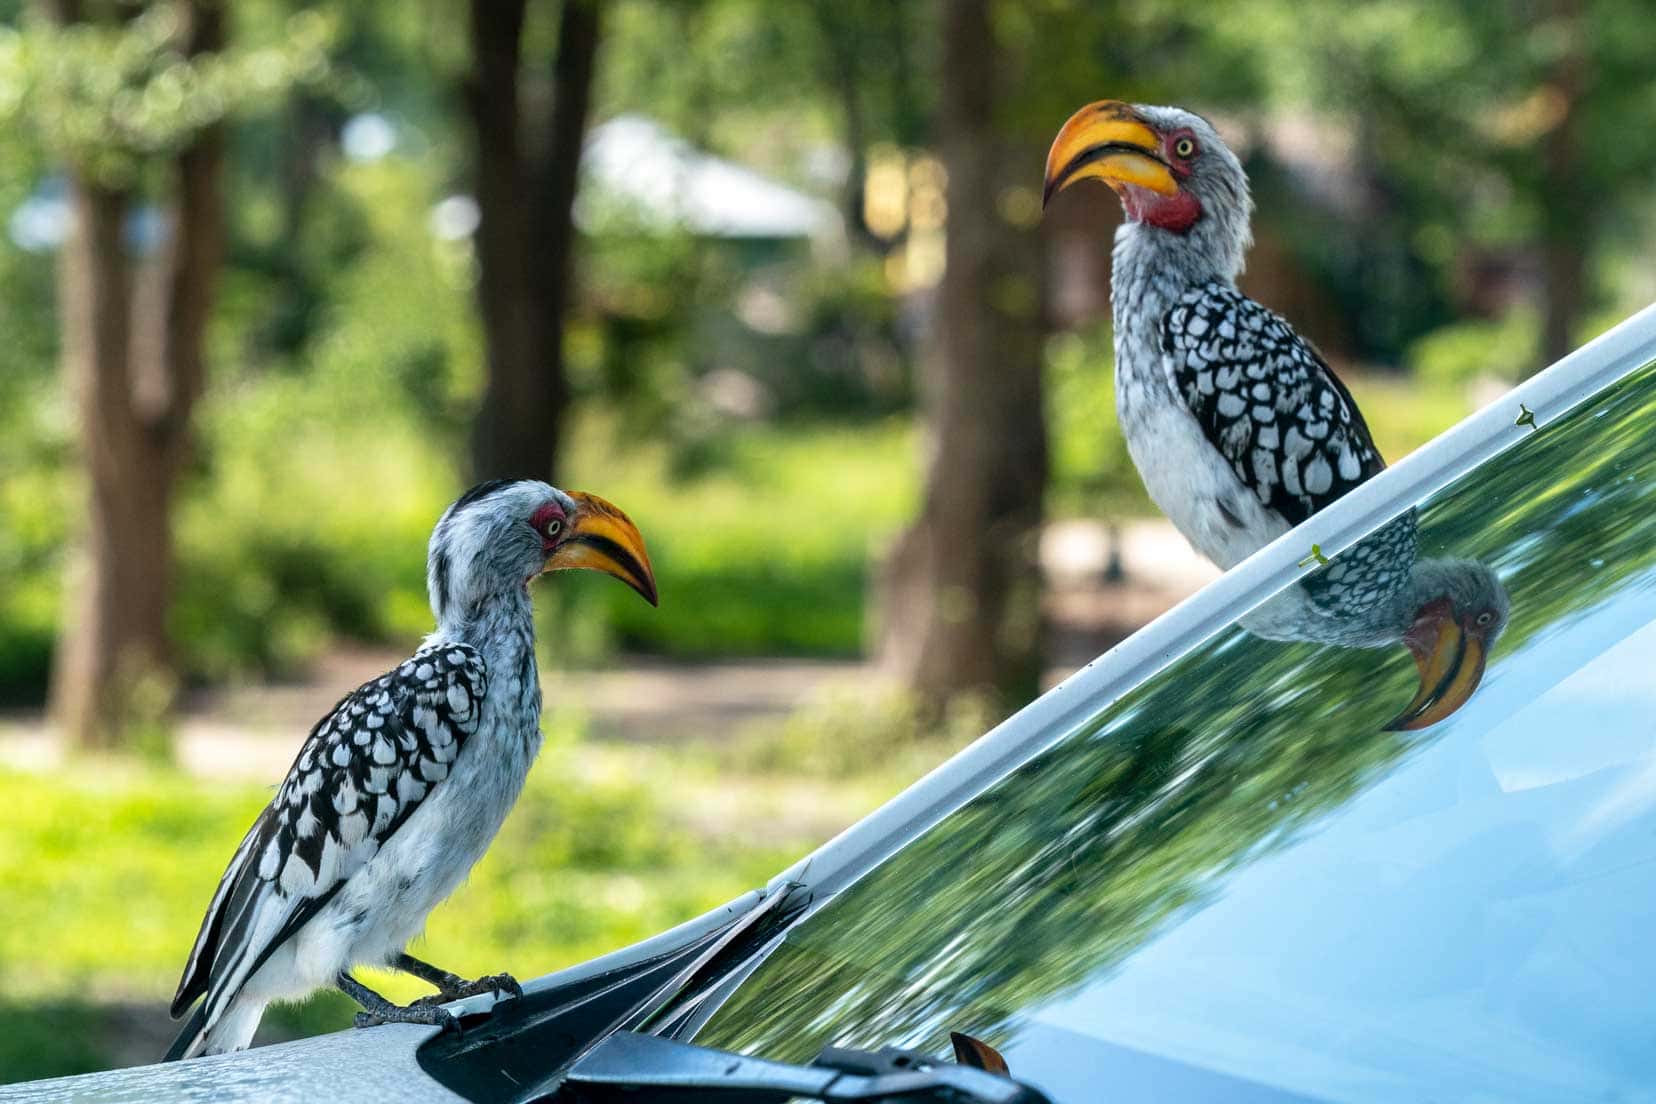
[1385,597,1491,731]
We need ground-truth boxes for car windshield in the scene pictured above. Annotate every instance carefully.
[688,352,1656,1103]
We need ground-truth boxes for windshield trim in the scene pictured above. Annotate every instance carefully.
[763,303,1656,911]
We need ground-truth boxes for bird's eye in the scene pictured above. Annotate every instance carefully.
[544,519,563,540]
[1475,610,1494,627]
[1173,136,1198,159]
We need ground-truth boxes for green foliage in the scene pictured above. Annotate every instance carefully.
[0,399,920,698]
[0,384,71,705]
[577,211,910,449]
[173,388,450,679]
[1407,308,1540,388]
[184,403,922,676]
[1045,324,1150,519]
[3,4,340,186]
[997,0,1265,135]
[0,1000,128,1082]
[1214,0,1656,361]
[596,0,927,170]
[176,151,481,679]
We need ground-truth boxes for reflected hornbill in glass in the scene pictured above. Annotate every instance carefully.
[1042,100,1507,728]
[1243,510,1506,728]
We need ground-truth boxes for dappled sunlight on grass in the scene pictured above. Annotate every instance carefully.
[0,746,804,1009]
[0,687,962,1082]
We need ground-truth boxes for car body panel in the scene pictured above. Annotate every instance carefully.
[0,1022,453,1104]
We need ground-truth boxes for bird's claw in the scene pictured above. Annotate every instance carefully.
[353,1004,461,1035]
[412,971,523,1007]
[477,972,525,1001]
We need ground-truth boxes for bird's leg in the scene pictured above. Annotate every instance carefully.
[339,971,460,1034]
[392,952,524,1005]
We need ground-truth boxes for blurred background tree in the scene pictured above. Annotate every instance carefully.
[0,0,1651,1079]
[877,0,1048,710]
[15,0,332,748]
[465,0,600,482]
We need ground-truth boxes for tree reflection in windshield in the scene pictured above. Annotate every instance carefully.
[697,358,1656,1086]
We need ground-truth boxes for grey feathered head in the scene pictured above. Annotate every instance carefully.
[426,479,658,628]
[1383,557,1508,731]
[1043,100,1253,281]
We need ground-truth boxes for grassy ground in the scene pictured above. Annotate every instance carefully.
[0,744,821,1081]
[0,696,950,1085]
[561,416,918,658]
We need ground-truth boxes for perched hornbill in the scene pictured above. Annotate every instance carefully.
[1043,101,1507,729]
[166,480,657,1059]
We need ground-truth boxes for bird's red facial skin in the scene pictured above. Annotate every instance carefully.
[528,501,568,552]
[1402,596,1454,658]
[1124,186,1202,233]
[1118,126,1203,233]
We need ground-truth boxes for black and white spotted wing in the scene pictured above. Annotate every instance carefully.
[1162,282,1386,526]
[171,644,487,1023]
[1302,508,1419,620]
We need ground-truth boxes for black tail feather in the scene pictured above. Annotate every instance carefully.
[163,1003,208,1063]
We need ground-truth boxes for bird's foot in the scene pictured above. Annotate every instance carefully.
[414,973,516,1006]
[411,971,523,1007]
[339,969,462,1036]
[391,954,523,1007]
[352,1003,461,1034]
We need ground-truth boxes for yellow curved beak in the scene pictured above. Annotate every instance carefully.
[1384,598,1488,731]
[1043,100,1177,208]
[545,491,658,606]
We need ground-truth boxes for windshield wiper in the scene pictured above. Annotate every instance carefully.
[547,1030,1052,1103]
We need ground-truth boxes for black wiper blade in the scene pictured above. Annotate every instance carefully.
[547,1030,1053,1104]
[421,885,814,1103]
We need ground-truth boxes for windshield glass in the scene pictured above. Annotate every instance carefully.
[692,357,1656,1103]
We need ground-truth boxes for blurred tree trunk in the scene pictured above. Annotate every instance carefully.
[48,0,227,750]
[813,5,878,250]
[877,0,1049,711]
[1532,0,1588,376]
[465,0,601,483]
[257,93,337,360]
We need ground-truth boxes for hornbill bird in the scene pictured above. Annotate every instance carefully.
[166,481,657,1059]
[1043,101,1507,729]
